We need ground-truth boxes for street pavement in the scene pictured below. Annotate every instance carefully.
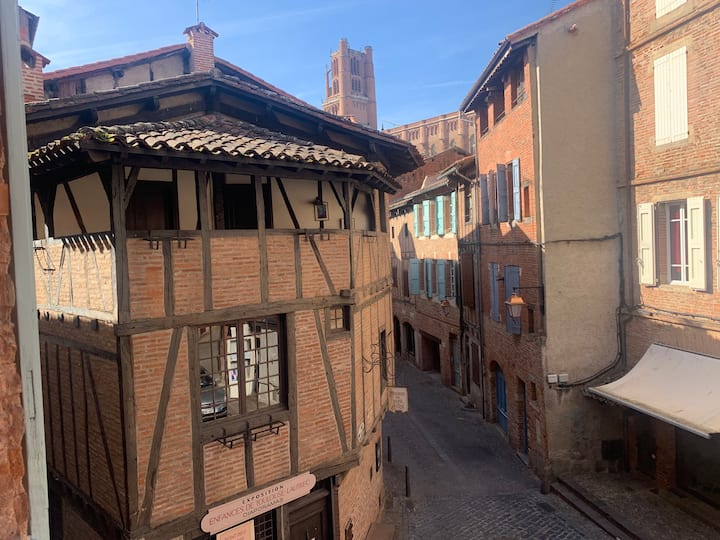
[381,360,611,540]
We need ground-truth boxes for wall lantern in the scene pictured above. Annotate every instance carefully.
[505,293,525,319]
[313,198,329,221]
[505,286,545,320]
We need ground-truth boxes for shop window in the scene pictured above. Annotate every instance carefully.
[196,316,286,424]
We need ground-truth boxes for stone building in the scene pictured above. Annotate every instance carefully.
[322,39,377,129]
[385,111,475,159]
[589,0,720,503]
[459,0,625,478]
[24,22,420,540]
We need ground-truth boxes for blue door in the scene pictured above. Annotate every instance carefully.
[496,368,508,432]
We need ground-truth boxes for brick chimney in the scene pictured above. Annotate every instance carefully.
[18,7,49,102]
[183,22,218,73]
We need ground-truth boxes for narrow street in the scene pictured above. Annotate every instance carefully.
[382,360,610,539]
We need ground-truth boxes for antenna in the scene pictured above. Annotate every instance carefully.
[196,0,200,23]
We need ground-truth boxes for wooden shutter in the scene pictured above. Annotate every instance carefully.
[654,46,687,145]
[460,252,475,308]
[488,171,497,224]
[436,195,445,236]
[450,192,457,234]
[422,200,430,236]
[512,159,521,221]
[637,203,656,286]
[496,164,508,222]
[504,265,521,334]
[437,260,446,300]
[687,196,706,291]
[409,258,420,295]
[480,174,490,225]
[489,263,500,322]
[413,204,420,237]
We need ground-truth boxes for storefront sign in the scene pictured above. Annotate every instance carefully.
[388,386,408,413]
[201,472,316,534]
[217,520,255,540]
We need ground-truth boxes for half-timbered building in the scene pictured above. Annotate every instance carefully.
[26,62,419,539]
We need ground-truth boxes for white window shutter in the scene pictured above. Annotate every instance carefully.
[637,203,656,286]
[654,47,688,145]
[687,196,706,291]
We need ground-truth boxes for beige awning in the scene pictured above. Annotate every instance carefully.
[589,344,720,439]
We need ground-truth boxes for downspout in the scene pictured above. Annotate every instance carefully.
[0,2,49,539]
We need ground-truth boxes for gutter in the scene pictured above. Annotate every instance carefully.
[0,2,49,538]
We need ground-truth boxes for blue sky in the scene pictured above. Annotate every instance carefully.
[27,0,574,127]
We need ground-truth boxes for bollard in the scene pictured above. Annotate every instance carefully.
[387,436,392,463]
[405,465,411,498]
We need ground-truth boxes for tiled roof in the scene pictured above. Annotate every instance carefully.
[43,44,187,80]
[28,115,393,182]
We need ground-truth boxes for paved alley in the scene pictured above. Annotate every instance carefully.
[381,361,610,539]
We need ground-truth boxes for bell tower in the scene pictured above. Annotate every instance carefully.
[322,39,377,130]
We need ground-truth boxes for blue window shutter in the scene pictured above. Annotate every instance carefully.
[409,259,420,295]
[425,259,433,297]
[413,204,419,237]
[450,192,457,234]
[436,195,445,235]
[480,174,489,225]
[505,265,521,334]
[497,164,508,222]
[490,263,500,322]
[422,200,430,236]
[512,159,521,221]
[437,260,446,300]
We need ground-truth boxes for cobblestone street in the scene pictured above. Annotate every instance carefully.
[381,361,610,539]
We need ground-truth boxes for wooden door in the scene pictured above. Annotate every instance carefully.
[496,368,508,432]
[289,490,330,540]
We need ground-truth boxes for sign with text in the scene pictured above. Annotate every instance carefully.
[388,386,409,413]
[217,520,255,540]
[201,472,316,534]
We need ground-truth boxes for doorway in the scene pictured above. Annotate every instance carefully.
[288,489,330,540]
[495,367,508,432]
[420,334,441,372]
[518,379,528,454]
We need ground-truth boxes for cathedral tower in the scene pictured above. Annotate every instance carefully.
[323,39,377,130]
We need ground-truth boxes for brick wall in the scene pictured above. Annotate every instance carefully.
[186,24,216,73]
[0,112,27,538]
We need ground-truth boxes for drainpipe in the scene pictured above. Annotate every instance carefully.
[0,2,49,539]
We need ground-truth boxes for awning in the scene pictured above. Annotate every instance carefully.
[589,344,720,439]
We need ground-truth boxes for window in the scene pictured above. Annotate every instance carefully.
[507,159,521,221]
[413,204,420,237]
[425,259,434,297]
[511,66,526,107]
[496,164,508,222]
[489,263,500,322]
[656,0,686,17]
[637,198,706,290]
[327,305,350,333]
[422,200,431,236]
[654,47,688,146]
[402,264,410,297]
[488,171,498,224]
[196,317,285,423]
[437,260,447,300]
[492,88,505,123]
[479,106,489,136]
[379,330,388,385]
